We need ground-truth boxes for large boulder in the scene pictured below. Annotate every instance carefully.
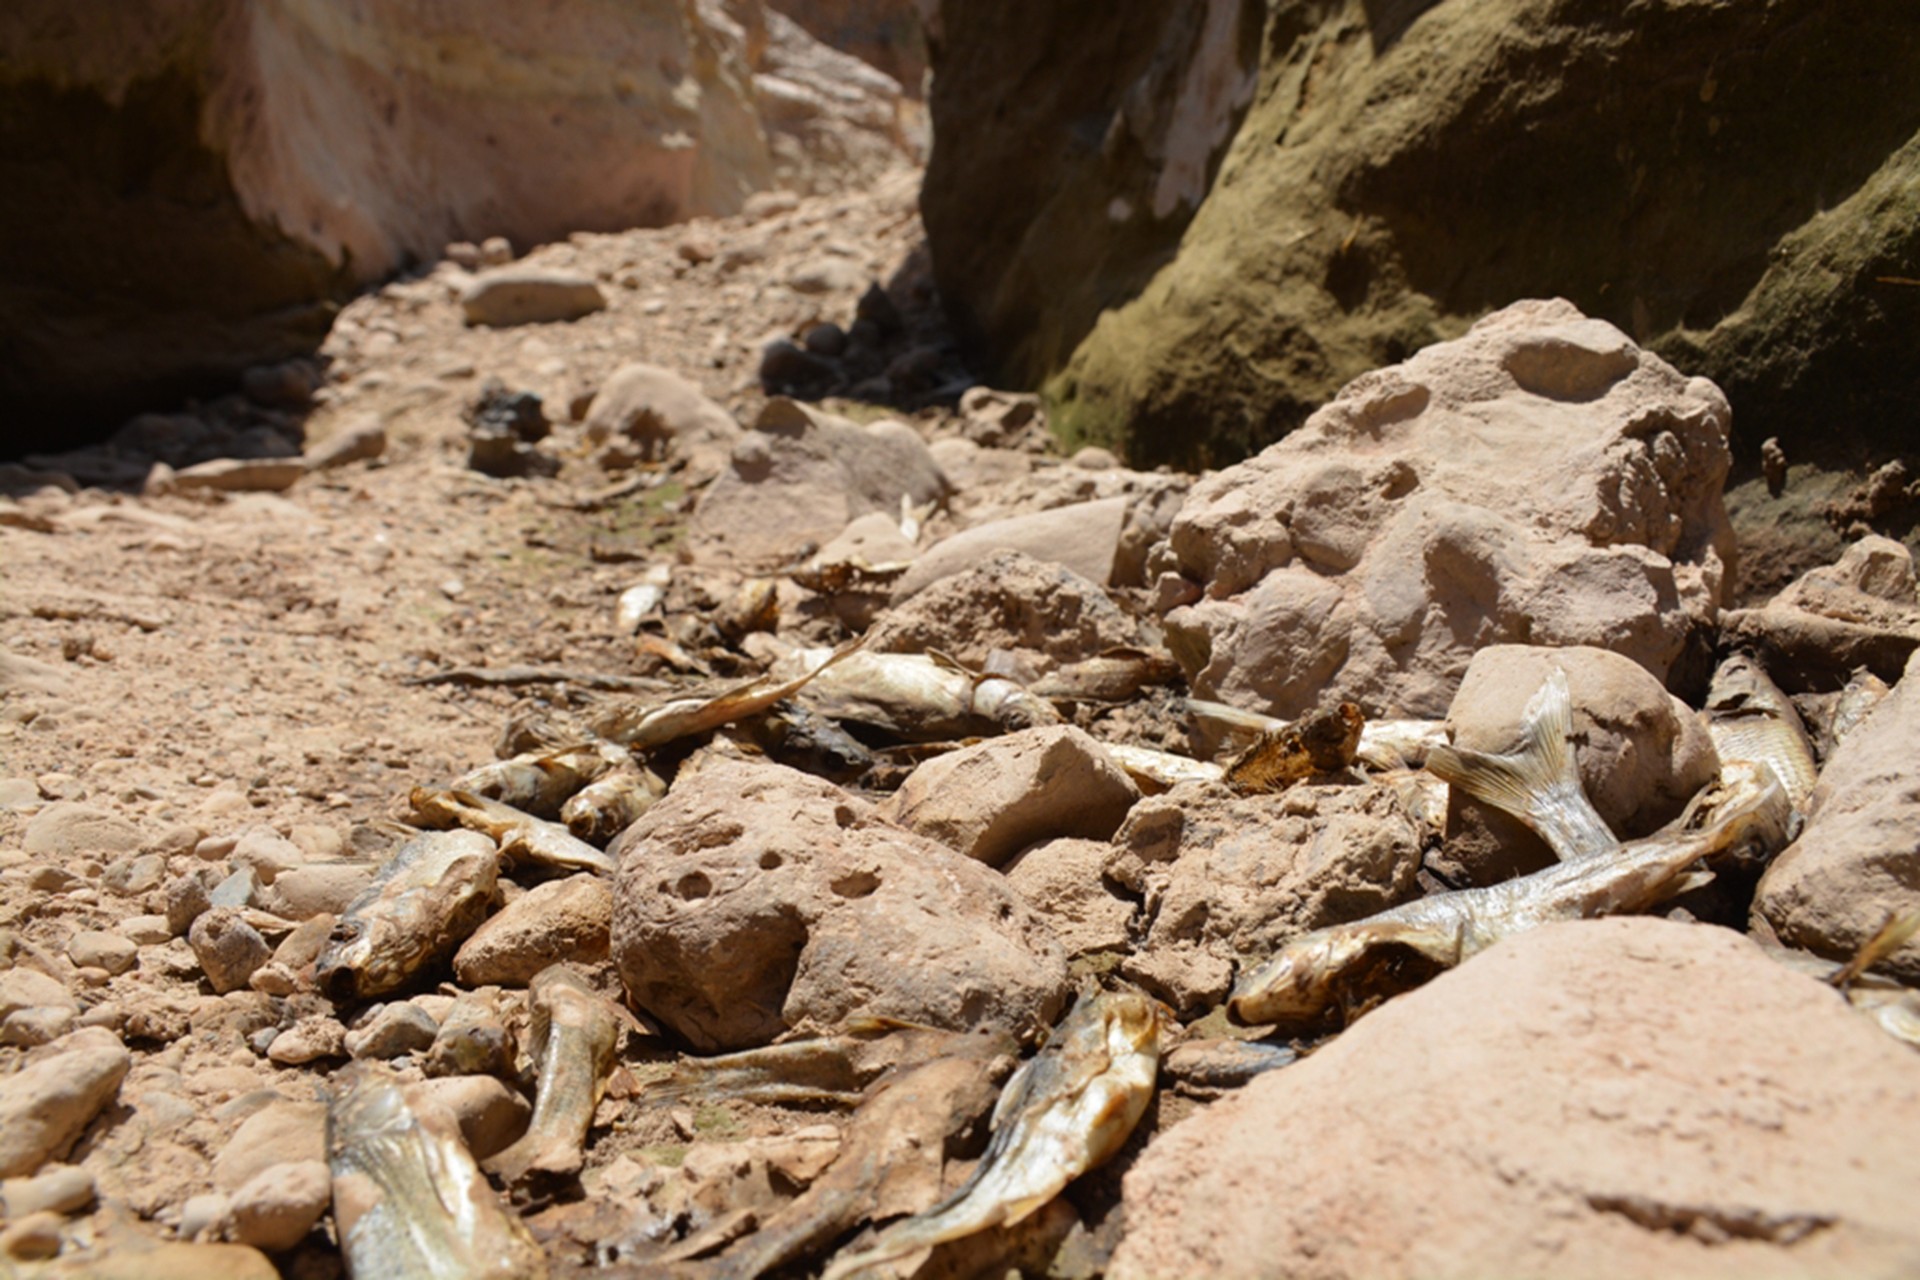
[1111,918,1920,1280]
[1161,300,1732,718]
[1752,649,1920,982]
[921,0,1920,470]
[610,760,1070,1052]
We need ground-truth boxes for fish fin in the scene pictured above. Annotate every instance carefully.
[1831,906,1920,991]
[1667,868,1716,896]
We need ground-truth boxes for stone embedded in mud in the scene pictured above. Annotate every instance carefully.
[1162,300,1732,719]
[453,873,612,987]
[459,266,607,326]
[1439,644,1720,885]
[865,549,1139,673]
[890,496,1131,600]
[584,362,742,479]
[611,759,1070,1052]
[1753,648,1920,982]
[689,398,949,565]
[1721,534,1920,691]
[1105,780,1424,1015]
[1109,918,1920,1280]
[0,1028,131,1178]
[882,726,1140,869]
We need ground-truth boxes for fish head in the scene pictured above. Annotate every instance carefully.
[315,914,407,1002]
[1097,988,1170,1056]
[1228,927,1369,1026]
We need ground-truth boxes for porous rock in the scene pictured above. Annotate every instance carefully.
[689,398,948,564]
[1003,838,1137,959]
[583,362,742,478]
[459,266,607,326]
[1105,780,1423,1015]
[0,1029,132,1177]
[1110,918,1920,1280]
[865,549,1139,673]
[1162,300,1732,718]
[453,873,612,987]
[612,760,1070,1052]
[882,727,1140,869]
[1721,535,1920,691]
[1440,644,1720,884]
[1753,648,1920,982]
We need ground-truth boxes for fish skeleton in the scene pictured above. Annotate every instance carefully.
[409,786,616,875]
[328,1063,547,1280]
[1229,761,1792,1028]
[818,988,1163,1280]
[316,830,498,1002]
[1706,652,1817,810]
[485,965,622,1185]
[1424,669,1617,862]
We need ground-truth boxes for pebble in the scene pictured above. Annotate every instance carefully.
[1,1164,96,1217]
[410,1075,530,1160]
[228,1160,330,1252]
[208,868,260,910]
[345,1002,441,1060]
[189,908,272,995]
[120,914,172,945]
[270,914,335,972]
[213,1100,327,1193]
[0,1210,63,1261]
[269,863,375,919]
[459,266,607,326]
[67,930,138,975]
[150,823,205,857]
[27,866,81,893]
[165,871,214,935]
[22,802,143,860]
[169,458,306,494]
[304,416,387,471]
[229,828,305,885]
[1,1007,75,1047]
[195,834,240,861]
[0,1028,131,1177]
[265,1015,346,1065]
[101,852,167,896]
[0,967,74,1018]
[177,1191,234,1242]
[246,962,297,996]
[0,777,39,811]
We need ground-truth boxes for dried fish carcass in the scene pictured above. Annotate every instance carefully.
[485,965,625,1185]
[315,830,498,1002]
[1186,697,1447,770]
[1705,653,1818,810]
[328,1063,547,1280]
[450,742,625,820]
[789,648,1060,741]
[409,787,616,875]
[819,988,1163,1280]
[560,765,667,844]
[1223,702,1363,795]
[1229,761,1792,1029]
[589,635,866,748]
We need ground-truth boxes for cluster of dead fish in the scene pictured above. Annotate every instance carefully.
[305,576,1917,1279]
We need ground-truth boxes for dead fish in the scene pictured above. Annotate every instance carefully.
[1224,702,1364,794]
[591,634,866,748]
[1100,742,1224,792]
[789,557,914,594]
[1186,697,1447,770]
[1229,760,1792,1028]
[1762,937,1920,1049]
[818,988,1163,1280]
[791,648,1061,741]
[644,1020,1002,1110]
[423,986,517,1081]
[485,966,623,1185]
[715,577,780,641]
[1828,667,1892,754]
[560,765,667,844]
[409,786,616,875]
[451,743,624,820]
[615,565,673,633]
[1706,652,1817,809]
[1424,669,1616,862]
[1028,648,1184,702]
[328,1063,548,1280]
[1830,906,1920,992]
[316,830,498,1002]
[738,702,875,784]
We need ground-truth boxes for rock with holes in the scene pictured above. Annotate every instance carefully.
[1104,780,1424,1016]
[611,759,1070,1052]
[1161,299,1733,719]
[1110,918,1920,1279]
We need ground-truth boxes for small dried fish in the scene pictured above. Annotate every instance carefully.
[1229,761,1792,1028]
[409,787,616,875]
[329,1063,548,1280]
[591,635,866,748]
[451,743,624,820]
[485,966,623,1185]
[1186,697,1447,770]
[424,986,517,1081]
[316,830,498,1002]
[560,765,667,844]
[645,1021,1000,1110]
[1425,669,1616,862]
[739,702,875,784]
[789,558,915,594]
[1828,667,1892,753]
[615,565,673,633]
[1028,648,1184,702]
[1763,942,1920,1049]
[715,577,780,641]
[1223,703,1363,794]
[818,988,1163,1280]
[1100,742,1223,792]
[1706,653,1817,809]
[792,648,1061,741]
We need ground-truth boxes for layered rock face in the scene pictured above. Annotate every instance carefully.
[920,0,1920,468]
[2,0,909,432]
[1160,299,1732,718]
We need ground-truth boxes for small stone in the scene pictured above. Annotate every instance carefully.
[177,1191,234,1242]
[1071,445,1121,470]
[304,416,387,471]
[0,778,39,811]
[23,802,143,861]
[270,915,335,972]
[265,1016,346,1065]
[228,1160,330,1252]
[165,871,214,935]
[460,266,606,326]
[213,1101,327,1193]
[0,1209,63,1261]
[1,1007,75,1047]
[229,828,304,885]
[0,1028,131,1177]
[189,908,272,995]
[171,459,306,494]
[195,834,239,861]
[26,865,80,893]
[246,963,297,997]
[802,321,849,356]
[0,1163,95,1217]
[149,823,204,857]
[209,868,259,910]
[101,853,166,896]
[345,1003,441,1060]
[120,914,172,945]
[408,1076,530,1160]
[67,930,138,975]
